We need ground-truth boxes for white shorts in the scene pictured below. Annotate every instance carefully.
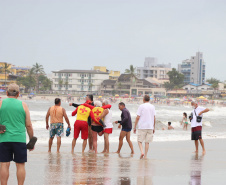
[137,129,153,143]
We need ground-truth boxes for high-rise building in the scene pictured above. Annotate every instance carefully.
[137,57,172,79]
[178,52,205,85]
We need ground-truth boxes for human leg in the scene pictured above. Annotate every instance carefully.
[16,163,25,185]
[92,131,98,154]
[71,138,77,154]
[48,137,54,152]
[116,131,126,153]
[194,140,199,153]
[104,133,110,153]
[0,162,10,185]
[56,137,61,153]
[144,143,149,159]
[82,139,87,153]
[88,126,93,151]
[138,142,144,159]
[126,132,134,154]
[199,139,206,155]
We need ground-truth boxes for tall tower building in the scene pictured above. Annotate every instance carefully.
[178,52,205,85]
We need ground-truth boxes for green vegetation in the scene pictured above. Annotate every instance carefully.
[17,63,51,93]
[164,68,185,90]
[206,77,220,90]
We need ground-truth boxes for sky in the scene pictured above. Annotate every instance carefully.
[0,0,226,80]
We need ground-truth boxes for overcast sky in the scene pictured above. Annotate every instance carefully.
[0,0,226,80]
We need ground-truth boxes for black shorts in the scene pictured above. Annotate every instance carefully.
[91,125,103,133]
[191,126,202,140]
[0,142,27,163]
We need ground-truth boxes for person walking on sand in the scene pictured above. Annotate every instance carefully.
[134,95,156,159]
[115,102,134,154]
[190,101,209,155]
[46,98,71,153]
[182,112,188,130]
[0,83,34,185]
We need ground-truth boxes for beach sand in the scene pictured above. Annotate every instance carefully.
[2,139,226,185]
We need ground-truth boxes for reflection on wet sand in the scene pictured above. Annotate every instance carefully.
[189,154,203,185]
[43,151,155,185]
[45,153,62,185]
[137,160,153,185]
[117,154,133,185]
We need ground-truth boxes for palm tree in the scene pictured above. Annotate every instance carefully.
[32,63,45,93]
[117,82,122,95]
[64,81,69,90]
[125,65,137,87]
[88,83,93,92]
[0,63,11,87]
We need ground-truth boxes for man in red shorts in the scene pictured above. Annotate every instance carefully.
[71,104,102,154]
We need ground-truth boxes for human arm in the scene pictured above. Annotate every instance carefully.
[23,102,34,140]
[90,111,103,126]
[72,108,78,116]
[133,115,140,134]
[0,101,5,134]
[99,109,109,120]
[63,108,71,130]
[69,103,80,108]
[46,108,50,130]
[102,104,111,109]
[83,103,94,110]
[153,116,156,133]
[198,108,210,116]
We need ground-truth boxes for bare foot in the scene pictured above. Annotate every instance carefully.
[115,151,120,154]
[131,151,135,154]
[101,151,106,153]
[202,150,206,155]
[71,151,74,154]
[140,154,144,159]
[57,151,60,154]
[48,150,51,153]
[193,151,198,154]
[88,150,94,153]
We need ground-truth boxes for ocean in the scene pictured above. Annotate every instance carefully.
[27,100,226,144]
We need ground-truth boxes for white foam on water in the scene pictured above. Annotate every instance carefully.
[28,101,226,144]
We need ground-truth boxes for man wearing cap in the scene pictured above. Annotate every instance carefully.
[0,83,34,185]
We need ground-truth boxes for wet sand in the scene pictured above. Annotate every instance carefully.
[3,139,226,185]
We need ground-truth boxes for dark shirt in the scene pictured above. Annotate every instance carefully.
[72,102,94,126]
[118,108,132,129]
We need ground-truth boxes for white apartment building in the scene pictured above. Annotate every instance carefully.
[137,57,172,79]
[51,70,109,94]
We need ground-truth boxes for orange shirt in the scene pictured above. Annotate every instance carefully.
[50,106,64,124]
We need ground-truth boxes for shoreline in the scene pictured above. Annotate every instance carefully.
[3,138,226,185]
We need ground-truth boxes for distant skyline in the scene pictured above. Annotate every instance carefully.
[0,0,226,80]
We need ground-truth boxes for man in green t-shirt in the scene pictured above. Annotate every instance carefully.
[0,83,34,185]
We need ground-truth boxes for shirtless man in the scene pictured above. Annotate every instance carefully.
[46,98,71,153]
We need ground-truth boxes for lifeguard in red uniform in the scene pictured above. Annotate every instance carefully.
[71,104,103,153]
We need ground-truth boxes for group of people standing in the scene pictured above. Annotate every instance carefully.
[46,94,156,159]
[0,83,210,185]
